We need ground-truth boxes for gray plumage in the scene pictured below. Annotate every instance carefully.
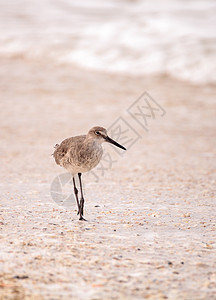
[53,127,106,176]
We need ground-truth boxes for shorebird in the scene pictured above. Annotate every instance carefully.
[53,126,126,220]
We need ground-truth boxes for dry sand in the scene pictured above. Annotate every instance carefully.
[0,57,216,299]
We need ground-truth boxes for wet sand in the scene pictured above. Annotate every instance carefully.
[0,58,216,299]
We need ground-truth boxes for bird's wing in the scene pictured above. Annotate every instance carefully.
[53,135,86,167]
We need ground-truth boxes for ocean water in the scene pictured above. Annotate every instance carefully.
[0,0,216,84]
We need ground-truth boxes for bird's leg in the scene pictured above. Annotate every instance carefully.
[78,173,86,221]
[72,177,81,216]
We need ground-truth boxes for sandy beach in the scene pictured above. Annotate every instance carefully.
[0,56,215,299]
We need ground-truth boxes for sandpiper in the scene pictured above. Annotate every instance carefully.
[53,126,126,220]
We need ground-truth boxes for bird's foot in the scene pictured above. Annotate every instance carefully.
[79,215,87,221]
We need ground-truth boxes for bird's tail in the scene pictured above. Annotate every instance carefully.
[51,144,60,156]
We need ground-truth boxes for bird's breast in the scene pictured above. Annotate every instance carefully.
[68,140,103,173]
[79,142,102,168]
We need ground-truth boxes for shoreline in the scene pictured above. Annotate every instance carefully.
[0,57,215,299]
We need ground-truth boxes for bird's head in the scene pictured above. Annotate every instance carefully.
[88,126,126,150]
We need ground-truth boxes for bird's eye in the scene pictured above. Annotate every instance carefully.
[95,131,100,135]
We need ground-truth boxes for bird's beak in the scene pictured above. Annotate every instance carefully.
[105,136,126,150]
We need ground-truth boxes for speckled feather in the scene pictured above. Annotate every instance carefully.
[53,127,105,175]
